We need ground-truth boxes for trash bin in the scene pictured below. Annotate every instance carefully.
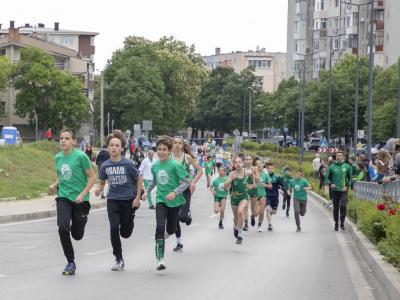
[1,126,18,145]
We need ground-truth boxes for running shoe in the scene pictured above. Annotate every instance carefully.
[149,205,155,210]
[186,216,192,226]
[173,243,183,252]
[233,227,238,238]
[257,225,263,232]
[243,224,249,231]
[250,216,255,227]
[296,226,301,232]
[340,224,345,231]
[219,221,224,229]
[157,259,166,271]
[62,262,76,276]
[286,210,289,217]
[334,223,339,231]
[236,236,243,245]
[268,224,273,231]
[111,259,125,271]
[282,204,286,210]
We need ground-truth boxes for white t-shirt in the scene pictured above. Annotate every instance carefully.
[139,157,154,181]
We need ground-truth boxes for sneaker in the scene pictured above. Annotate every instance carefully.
[185,216,192,226]
[257,225,263,232]
[243,224,249,231]
[219,221,224,229]
[62,262,76,276]
[340,224,345,231]
[111,259,125,271]
[282,204,286,210]
[173,243,183,252]
[268,224,273,231]
[296,226,301,232]
[334,223,339,231]
[236,236,243,245]
[149,205,155,210]
[250,216,255,227]
[233,227,238,238]
[101,195,106,199]
[157,259,166,271]
[286,210,289,217]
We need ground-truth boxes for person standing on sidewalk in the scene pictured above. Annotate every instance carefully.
[49,128,96,276]
[139,150,155,209]
[288,170,311,232]
[312,153,321,178]
[325,151,353,231]
[95,130,142,271]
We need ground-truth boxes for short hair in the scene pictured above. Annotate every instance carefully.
[60,128,76,139]
[285,167,291,171]
[266,161,274,167]
[295,169,302,173]
[156,135,173,150]
[106,130,126,148]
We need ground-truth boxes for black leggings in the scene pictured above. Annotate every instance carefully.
[155,203,181,240]
[56,198,91,263]
[107,199,135,260]
[175,189,192,239]
[283,191,291,211]
[332,191,348,225]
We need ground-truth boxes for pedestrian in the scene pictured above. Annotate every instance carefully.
[265,161,283,231]
[144,136,190,270]
[244,155,257,230]
[139,150,156,209]
[204,157,213,188]
[95,130,142,271]
[49,128,96,276]
[95,144,110,199]
[280,167,293,218]
[255,159,272,232]
[312,153,321,178]
[288,169,311,232]
[223,156,249,245]
[129,139,136,160]
[133,146,145,168]
[325,151,352,231]
[171,136,203,252]
[85,144,93,160]
[45,128,53,141]
[210,165,228,229]
[318,160,327,192]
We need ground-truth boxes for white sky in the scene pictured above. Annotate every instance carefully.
[1,0,288,70]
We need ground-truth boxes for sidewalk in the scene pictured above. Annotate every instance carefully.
[0,190,106,224]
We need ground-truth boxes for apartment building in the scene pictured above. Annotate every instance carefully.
[287,0,399,80]
[0,21,98,138]
[203,48,287,93]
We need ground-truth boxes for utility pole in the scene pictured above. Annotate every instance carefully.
[248,87,252,139]
[328,36,333,157]
[397,58,400,138]
[367,0,375,161]
[354,5,360,155]
[300,67,305,160]
[243,93,246,134]
[100,71,104,147]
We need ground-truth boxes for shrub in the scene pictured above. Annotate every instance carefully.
[357,201,387,245]
[378,215,400,269]
[259,143,276,151]
[241,140,260,150]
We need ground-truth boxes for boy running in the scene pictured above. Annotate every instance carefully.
[95,130,142,271]
[204,157,213,188]
[281,167,293,217]
[210,166,229,229]
[244,155,258,229]
[265,161,283,231]
[254,159,272,232]
[145,136,190,270]
[49,128,96,276]
[288,170,311,232]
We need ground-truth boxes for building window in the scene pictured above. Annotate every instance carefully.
[90,36,95,46]
[47,35,55,42]
[386,33,389,41]
[0,49,5,56]
[335,0,339,7]
[296,2,301,14]
[334,39,339,49]
[60,36,73,46]
[375,31,384,46]
[321,18,327,29]
[334,18,339,29]
[294,21,299,33]
[248,60,270,69]
[295,42,299,53]
[320,0,325,10]
[314,40,320,51]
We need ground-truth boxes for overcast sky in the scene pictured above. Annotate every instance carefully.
[1,0,288,70]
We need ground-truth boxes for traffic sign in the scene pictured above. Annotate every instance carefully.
[320,139,328,147]
[242,131,248,137]
[142,120,152,131]
[318,147,338,153]
[357,130,364,139]
[233,129,240,136]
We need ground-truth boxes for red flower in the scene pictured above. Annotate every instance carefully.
[388,209,397,216]
[376,203,386,211]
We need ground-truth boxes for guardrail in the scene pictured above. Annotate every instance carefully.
[353,180,400,202]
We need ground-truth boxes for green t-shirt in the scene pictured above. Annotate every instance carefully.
[204,161,213,175]
[257,170,271,197]
[288,178,309,201]
[212,176,228,198]
[151,158,189,208]
[231,173,248,202]
[55,149,92,202]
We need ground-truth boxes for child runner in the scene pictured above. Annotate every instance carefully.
[172,137,203,252]
[288,170,311,232]
[210,165,229,229]
[145,136,190,270]
[281,167,293,217]
[244,155,258,229]
[224,156,250,244]
[95,130,142,271]
[204,157,213,188]
[265,161,283,231]
[254,158,272,232]
[49,128,96,276]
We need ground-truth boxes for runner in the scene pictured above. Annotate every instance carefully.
[139,150,156,209]
[172,137,203,252]
[204,157,213,188]
[49,128,96,276]
[244,155,257,229]
[281,167,293,217]
[254,158,272,232]
[288,170,311,232]
[210,165,228,229]
[145,136,190,270]
[95,130,142,271]
[265,161,283,231]
[224,156,250,244]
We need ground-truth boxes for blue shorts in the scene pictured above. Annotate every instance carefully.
[266,197,279,210]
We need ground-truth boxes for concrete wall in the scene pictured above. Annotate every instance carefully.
[384,0,400,67]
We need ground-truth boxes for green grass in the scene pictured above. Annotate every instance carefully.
[0,141,59,200]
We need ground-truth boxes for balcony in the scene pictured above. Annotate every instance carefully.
[376,0,384,9]
[352,47,358,55]
[376,21,384,30]
[376,45,383,52]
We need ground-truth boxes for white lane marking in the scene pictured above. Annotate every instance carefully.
[365,287,376,290]
[209,214,218,219]
[84,248,112,256]
[18,246,36,250]
[189,223,199,228]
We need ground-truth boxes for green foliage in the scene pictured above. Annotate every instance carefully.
[13,47,88,130]
[104,36,207,134]
[241,140,260,150]
[378,215,400,269]
[0,56,13,116]
[357,201,387,244]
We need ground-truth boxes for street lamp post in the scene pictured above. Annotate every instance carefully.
[100,71,104,147]
[248,87,252,139]
[367,0,375,161]
[397,58,400,138]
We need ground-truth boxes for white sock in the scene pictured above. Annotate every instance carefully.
[177,237,182,244]
[238,229,243,238]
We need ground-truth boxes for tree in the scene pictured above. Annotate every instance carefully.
[13,47,88,130]
[0,56,13,116]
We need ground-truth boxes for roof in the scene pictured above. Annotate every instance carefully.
[0,27,98,36]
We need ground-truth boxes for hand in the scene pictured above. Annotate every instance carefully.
[230,172,237,181]
[166,192,176,201]
[95,188,101,197]
[342,187,347,192]
[75,193,85,204]
[49,184,57,195]
[132,198,141,208]
[142,192,148,200]
[330,184,336,189]
[190,182,196,193]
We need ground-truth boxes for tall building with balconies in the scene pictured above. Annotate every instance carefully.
[384,0,400,67]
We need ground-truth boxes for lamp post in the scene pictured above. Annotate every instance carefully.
[248,87,252,139]
[397,58,400,138]
[100,71,104,147]
[367,0,375,161]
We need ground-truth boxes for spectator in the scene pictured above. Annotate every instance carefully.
[133,146,145,168]
[85,144,93,160]
[318,160,327,191]
[95,145,110,199]
[44,128,53,141]
[312,153,321,178]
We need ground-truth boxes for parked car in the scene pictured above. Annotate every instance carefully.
[307,138,321,151]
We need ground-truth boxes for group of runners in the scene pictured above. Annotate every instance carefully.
[50,129,313,276]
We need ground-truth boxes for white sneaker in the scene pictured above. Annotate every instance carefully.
[257,225,263,232]
[111,259,124,271]
[157,259,166,271]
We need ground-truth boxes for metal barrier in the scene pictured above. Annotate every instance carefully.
[353,180,400,202]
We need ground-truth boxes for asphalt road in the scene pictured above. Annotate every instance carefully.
[0,175,390,300]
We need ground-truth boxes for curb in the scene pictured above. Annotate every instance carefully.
[308,191,400,299]
[0,201,107,225]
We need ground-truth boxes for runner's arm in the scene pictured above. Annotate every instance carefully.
[173,178,191,196]
[76,168,96,203]
[95,180,106,196]
[189,156,203,184]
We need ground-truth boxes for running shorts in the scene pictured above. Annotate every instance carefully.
[266,197,279,210]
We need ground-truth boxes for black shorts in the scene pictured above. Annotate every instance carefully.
[266,197,279,210]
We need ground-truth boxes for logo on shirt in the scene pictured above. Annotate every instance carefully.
[294,184,301,192]
[218,183,225,191]
[157,170,169,185]
[60,164,72,180]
